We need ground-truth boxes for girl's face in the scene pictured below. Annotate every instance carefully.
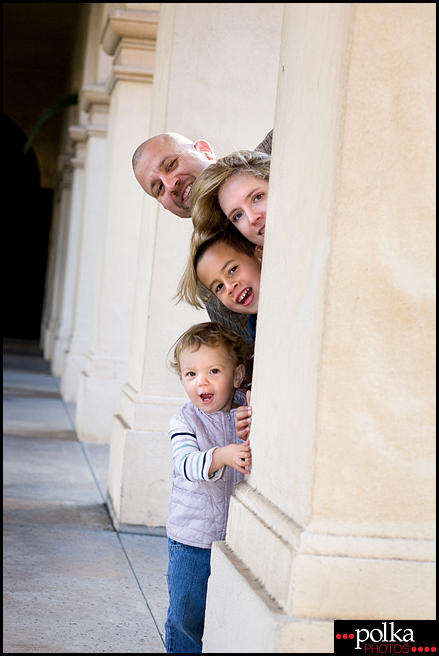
[218,173,268,247]
[179,344,244,413]
[196,242,262,315]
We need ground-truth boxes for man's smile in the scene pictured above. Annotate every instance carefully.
[182,183,192,203]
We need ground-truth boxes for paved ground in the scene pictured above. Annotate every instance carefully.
[3,340,168,653]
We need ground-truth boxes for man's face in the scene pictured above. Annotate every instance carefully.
[196,242,262,315]
[134,137,214,218]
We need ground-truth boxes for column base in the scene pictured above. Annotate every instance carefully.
[226,483,435,621]
[75,370,125,442]
[107,412,172,528]
[202,541,334,653]
[60,347,86,401]
[51,333,69,377]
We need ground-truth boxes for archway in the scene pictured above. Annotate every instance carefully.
[3,115,53,340]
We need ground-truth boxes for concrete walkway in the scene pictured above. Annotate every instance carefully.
[3,340,168,653]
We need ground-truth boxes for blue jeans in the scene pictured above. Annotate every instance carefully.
[165,539,212,653]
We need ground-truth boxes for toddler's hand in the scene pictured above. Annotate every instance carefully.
[235,390,252,440]
[223,440,251,474]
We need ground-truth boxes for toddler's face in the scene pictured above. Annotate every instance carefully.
[218,173,268,247]
[179,344,244,413]
[196,242,262,315]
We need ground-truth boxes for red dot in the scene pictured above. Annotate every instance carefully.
[412,649,417,653]
[419,649,424,653]
[350,634,355,639]
[431,650,436,653]
[336,634,341,639]
[425,649,430,653]
[343,634,348,639]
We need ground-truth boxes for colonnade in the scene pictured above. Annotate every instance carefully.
[41,4,436,652]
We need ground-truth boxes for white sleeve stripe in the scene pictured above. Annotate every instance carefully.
[168,415,221,482]
[176,448,216,482]
[173,443,196,454]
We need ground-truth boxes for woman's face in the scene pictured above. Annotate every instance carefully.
[218,173,268,247]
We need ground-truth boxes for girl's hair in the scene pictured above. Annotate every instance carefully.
[169,321,249,375]
[190,149,271,241]
[176,224,257,309]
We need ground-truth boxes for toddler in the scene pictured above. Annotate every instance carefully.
[165,321,252,653]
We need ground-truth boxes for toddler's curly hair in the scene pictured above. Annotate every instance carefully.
[169,321,249,376]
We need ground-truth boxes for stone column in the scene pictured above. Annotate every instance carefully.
[75,6,159,441]
[107,2,284,531]
[203,4,436,652]
[42,156,73,363]
[60,87,110,401]
[51,131,86,376]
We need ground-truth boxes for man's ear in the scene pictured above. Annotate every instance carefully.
[255,245,264,262]
[194,140,215,161]
[234,363,246,389]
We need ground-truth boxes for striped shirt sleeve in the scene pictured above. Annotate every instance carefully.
[169,415,224,482]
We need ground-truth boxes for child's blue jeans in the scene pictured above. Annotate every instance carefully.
[165,539,212,653]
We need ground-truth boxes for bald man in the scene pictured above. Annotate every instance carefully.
[132,131,273,219]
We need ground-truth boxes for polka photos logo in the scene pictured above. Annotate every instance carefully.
[334,621,436,654]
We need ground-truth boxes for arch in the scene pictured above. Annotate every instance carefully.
[3,115,53,340]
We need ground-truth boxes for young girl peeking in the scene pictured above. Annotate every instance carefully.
[165,322,252,653]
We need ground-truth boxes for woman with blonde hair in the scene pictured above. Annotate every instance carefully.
[190,149,270,247]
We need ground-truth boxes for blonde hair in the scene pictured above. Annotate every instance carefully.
[176,224,258,309]
[175,149,270,310]
[190,149,271,240]
[169,321,249,376]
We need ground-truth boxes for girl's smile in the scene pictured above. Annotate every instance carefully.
[196,242,262,315]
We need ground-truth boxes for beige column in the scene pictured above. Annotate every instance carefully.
[42,156,73,364]
[40,190,59,354]
[60,87,110,401]
[107,3,284,531]
[203,4,436,652]
[75,6,159,441]
[51,133,86,376]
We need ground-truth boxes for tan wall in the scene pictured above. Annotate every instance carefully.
[204,3,436,651]
[312,2,436,540]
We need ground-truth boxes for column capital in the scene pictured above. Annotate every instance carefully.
[68,125,87,169]
[105,39,156,94]
[79,83,111,112]
[79,83,110,138]
[101,8,159,55]
[101,8,159,94]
